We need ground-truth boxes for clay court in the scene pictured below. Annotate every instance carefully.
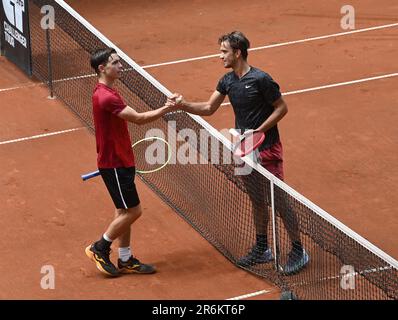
[0,0,397,299]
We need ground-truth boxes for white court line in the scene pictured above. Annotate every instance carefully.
[0,24,396,146]
[1,72,396,145]
[226,265,393,300]
[226,289,271,300]
[282,72,398,96]
[0,73,97,93]
[1,22,397,94]
[0,83,40,92]
[142,22,398,69]
[285,265,394,294]
[0,127,85,145]
[220,72,398,106]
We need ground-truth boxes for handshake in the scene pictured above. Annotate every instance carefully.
[165,93,185,110]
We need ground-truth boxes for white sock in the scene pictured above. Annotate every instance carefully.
[103,233,113,242]
[119,247,131,262]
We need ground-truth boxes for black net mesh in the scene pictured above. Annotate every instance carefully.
[274,184,398,299]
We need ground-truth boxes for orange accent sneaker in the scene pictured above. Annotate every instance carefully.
[85,244,119,277]
[118,256,156,274]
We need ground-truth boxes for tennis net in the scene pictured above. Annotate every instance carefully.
[27,0,398,299]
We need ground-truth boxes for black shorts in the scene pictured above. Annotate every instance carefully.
[99,167,140,209]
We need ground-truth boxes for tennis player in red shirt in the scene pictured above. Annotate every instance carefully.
[85,48,178,276]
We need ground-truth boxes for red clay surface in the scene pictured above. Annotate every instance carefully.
[1,0,397,299]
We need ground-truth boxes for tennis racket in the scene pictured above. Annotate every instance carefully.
[230,129,265,157]
[81,136,171,181]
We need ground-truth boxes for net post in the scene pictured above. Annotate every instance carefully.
[270,178,279,272]
[45,27,55,99]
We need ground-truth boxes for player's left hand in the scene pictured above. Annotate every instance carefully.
[242,129,256,138]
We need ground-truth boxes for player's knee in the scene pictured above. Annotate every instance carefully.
[126,206,142,221]
[115,206,142,223]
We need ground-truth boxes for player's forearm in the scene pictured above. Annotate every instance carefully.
[181,101,213,116]
[256,102,288,133]
[119,104,175,125]
[136,106,172,124]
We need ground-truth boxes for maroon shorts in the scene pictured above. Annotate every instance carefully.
[257,141,284,181]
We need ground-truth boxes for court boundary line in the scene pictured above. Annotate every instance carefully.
[1,71,397,99]
[218,72,398,105]
[282,73,398,96]
[1,22,397,94]
[1,72,397,146]
[226,289,272,300]
[0,127,85,145]
[225,264,394,300]
[0,83,39,92]
[142,22,398,69]
[0,17,396,147]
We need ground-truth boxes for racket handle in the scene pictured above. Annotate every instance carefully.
[81,170,100,181]
[229,128,240,137]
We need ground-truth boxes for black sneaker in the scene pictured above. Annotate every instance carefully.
[237,246,273,268]
[85,244,119,277]
[118,256,156,274]
[280,248,309,275]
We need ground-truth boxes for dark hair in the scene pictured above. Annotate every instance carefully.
[90,48,117,74]
[218,31,250,60]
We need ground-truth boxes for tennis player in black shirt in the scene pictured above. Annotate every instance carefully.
[169,31,309,275]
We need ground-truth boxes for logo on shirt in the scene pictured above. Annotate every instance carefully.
[245,85,252,89]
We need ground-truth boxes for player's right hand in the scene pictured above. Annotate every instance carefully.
[167,93,184,106]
